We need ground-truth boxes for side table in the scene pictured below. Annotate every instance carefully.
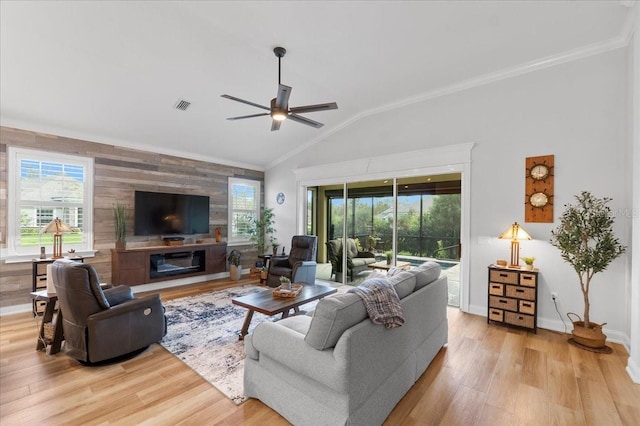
[257,254,287,284]
[30,290,64,354]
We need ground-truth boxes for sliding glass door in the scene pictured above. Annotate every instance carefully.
[310,174,461,306]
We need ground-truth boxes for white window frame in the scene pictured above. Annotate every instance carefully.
[227,177,261,246]
[5,147,94,261]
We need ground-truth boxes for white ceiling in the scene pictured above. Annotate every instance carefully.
[0,1,634,170]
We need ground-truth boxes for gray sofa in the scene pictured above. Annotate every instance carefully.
[244,261,447,425]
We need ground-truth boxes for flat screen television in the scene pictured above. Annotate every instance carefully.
[134,191,210,236]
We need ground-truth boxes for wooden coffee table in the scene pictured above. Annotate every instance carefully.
[367,261,411,271]
[232,283,337,340]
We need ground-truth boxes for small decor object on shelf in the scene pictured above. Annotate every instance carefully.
[215,227,222,243]
[550,191,626,352]
[521,256,535,271]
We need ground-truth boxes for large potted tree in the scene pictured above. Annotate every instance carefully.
[550,191,626,350]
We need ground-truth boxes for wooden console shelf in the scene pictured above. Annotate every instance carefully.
[111,242,227,286]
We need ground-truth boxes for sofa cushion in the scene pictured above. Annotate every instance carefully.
[304,292,367,350]
[387,271,417,299]
[413,261,442,290]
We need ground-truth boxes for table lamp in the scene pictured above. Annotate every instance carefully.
[498,222,531,268]
[40,217,72,259]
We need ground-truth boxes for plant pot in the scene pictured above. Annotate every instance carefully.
[230,265,242,281]
[115,240,126,250]
[523,264,533,271]
[567,313,607,349]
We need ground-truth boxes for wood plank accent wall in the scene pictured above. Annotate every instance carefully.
[0,127,263,308]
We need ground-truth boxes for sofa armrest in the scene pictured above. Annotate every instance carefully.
[249,320,349,393]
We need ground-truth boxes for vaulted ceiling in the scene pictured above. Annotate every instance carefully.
[0,1,634,170]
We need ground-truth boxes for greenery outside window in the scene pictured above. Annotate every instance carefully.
[228,177,261,245]
[6,147,94,259]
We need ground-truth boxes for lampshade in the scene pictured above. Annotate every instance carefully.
[40,218,72,234]
[498,222,531,241]
[498,222,531,268]
[40,218,72,259]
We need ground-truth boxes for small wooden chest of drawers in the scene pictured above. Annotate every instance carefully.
[487,265,539,333]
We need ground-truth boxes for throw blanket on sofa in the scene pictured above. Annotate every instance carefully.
[348,278,405,328]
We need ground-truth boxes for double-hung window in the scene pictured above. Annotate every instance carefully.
[6,147,94,260]
[227,177,260,245]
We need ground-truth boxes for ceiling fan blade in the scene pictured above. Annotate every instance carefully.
[288,113,324,129]
[289,102,338,114]
[271,120,282,132]
[275,84,292,109]
[227,113,270,120]
[221,94,270,111]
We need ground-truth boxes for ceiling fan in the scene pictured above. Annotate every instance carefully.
[221,47,338,131]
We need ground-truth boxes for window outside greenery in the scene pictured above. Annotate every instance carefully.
[228,177,261,244]
[329,193,460,260]
[8,147,93,257]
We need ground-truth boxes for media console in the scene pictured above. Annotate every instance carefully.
[111,242,227,286]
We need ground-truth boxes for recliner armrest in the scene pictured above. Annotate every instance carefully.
[88,294,164,321]
[103,285,134,307]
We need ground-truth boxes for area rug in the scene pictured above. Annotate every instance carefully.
[160,284,319,404]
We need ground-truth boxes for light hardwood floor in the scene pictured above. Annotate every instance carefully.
[1,277,639,425]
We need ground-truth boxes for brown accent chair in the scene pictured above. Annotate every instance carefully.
[267,235,318,288]
[52,259,166,363]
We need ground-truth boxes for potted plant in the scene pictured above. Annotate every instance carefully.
[270,236,280,256]
[279,275,291,291]
[249,207,276,255]
[228,249,242,281]
[385,250,393,265]
[521,256,535,271]
[550,191,626,350]
[113,203,127,250]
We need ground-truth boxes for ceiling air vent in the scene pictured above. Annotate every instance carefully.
[174,99,191,111]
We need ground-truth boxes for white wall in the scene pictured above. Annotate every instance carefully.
[266,47,632,345]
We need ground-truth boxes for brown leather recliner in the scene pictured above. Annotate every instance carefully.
[52,259,166,363]
[267,235,318,288]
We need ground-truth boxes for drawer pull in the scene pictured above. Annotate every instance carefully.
[491,310,500,314]
[522,303,531,308]
[492,285,500,289]
[516,289,524,293]
[499,300,507,304]
[523,276,533,281]
[499,273,508,277]
[517,316,524,320]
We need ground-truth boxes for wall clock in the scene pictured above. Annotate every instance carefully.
[276,192,285,205]
[525,155,554,223]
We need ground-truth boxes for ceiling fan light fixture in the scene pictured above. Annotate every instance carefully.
[272,110,288,121]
